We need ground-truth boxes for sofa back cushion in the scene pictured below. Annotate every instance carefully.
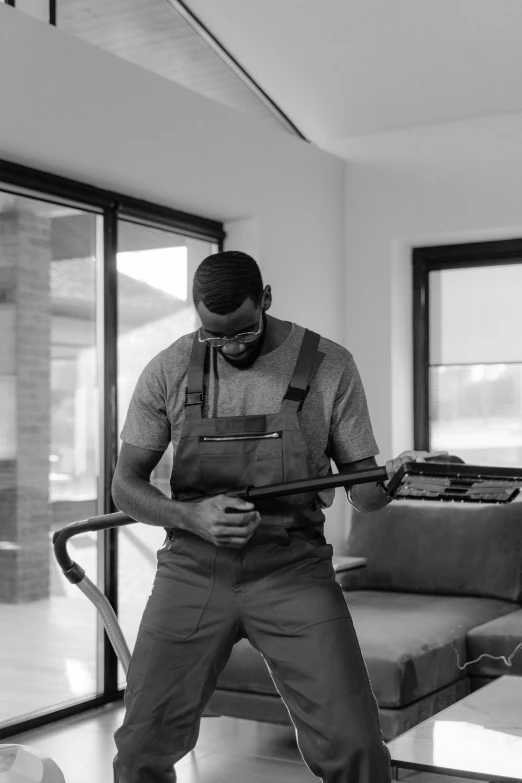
[345,500,522,602]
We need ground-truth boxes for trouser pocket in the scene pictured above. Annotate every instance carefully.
[141,532,217,640]
[269,561,348,634]
[269,529,345,634]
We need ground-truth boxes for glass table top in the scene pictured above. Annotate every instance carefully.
[387,675,522,780]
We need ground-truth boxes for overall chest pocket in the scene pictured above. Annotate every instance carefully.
[198,432,283,491]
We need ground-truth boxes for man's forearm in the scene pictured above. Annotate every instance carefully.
[112,473,191,530]
[348,481,392,513]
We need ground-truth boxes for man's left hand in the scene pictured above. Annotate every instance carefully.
[384,450,450,483]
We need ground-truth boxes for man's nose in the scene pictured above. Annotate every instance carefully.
[221,340,246,356]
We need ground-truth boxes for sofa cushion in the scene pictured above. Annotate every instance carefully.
[345,591,516,707]
[346,501,522,601]
[467,608,522,677]
[216,589,515,709]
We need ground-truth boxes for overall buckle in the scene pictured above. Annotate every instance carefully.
[185,387,205,406]
[284,385,307,411]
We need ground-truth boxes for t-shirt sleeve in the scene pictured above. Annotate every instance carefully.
[120,358,171,452]
[328,353,379,465]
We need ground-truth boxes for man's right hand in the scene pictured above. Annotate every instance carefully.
[185,494,261,548]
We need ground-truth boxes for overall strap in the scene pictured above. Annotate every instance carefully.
[282,330,325,413]
[184,333,207,420]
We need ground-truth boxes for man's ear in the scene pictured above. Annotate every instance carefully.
[263,285,272,312]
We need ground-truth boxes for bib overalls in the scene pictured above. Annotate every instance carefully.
[114,330,391,783]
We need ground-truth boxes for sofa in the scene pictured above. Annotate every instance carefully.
[206,499,522,741]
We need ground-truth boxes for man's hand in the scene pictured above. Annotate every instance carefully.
[186,494,261,549]
[384,450,450,484]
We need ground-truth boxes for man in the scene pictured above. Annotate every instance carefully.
[112,250,440,783]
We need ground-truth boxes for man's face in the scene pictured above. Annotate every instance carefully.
[197,297,265,368]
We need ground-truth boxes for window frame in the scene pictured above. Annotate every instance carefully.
[2,0,56,25]
[0,158,224,738]
[412,238,522,452]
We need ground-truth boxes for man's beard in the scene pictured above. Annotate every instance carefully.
[219,314,268,369]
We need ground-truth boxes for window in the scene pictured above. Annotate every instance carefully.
[0,192,102,727]
[116,220,218,684]
[413,240,522,467]
[0,159,224,738]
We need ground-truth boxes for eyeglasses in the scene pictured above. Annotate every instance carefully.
[198,312,263,348]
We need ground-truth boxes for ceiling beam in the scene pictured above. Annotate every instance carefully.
[165,0,308,142]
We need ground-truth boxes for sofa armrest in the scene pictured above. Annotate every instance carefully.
[335,566,368,591]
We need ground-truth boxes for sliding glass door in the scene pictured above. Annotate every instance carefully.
[116,220,217,684]
[0,159,224,736]
[0,191,103,727]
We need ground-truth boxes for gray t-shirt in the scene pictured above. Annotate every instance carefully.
[120,322,379,507]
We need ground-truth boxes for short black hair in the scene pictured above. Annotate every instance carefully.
[193,250,264,315]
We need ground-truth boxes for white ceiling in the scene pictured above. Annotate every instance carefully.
[57,0,293,136]
[185,0,522,147]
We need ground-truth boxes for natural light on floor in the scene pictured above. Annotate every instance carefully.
[65,658,95,698]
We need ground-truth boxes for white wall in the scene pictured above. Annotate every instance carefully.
[0,7,350,547]
[0,7,346,338]
[325,113,522,464]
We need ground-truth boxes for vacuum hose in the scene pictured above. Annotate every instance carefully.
[55,454,519,675]
[77,573,132,676]
[52,511,135,675]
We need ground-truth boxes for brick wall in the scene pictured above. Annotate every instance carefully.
[0,210,51,602]
[0,460,16,541]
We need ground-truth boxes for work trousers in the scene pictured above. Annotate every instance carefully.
[113,526,391,783]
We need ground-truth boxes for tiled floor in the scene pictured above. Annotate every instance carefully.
[0,525,160,723]
[3,704,473,783]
